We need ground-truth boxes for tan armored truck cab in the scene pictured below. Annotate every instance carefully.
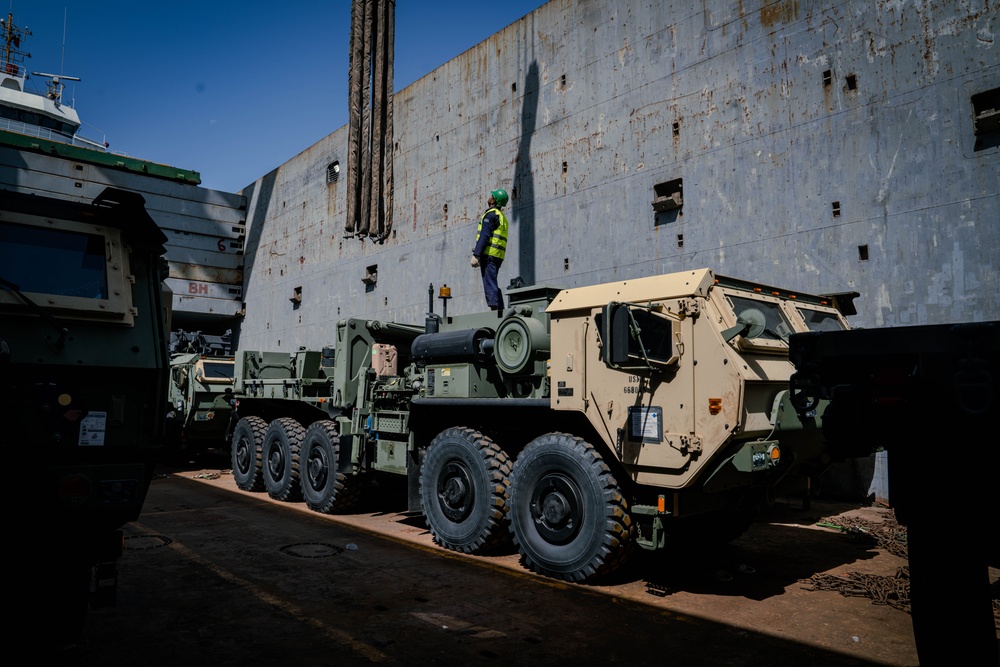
[229,268,854,583]
[549,268,847,489]
[543,268,851,543]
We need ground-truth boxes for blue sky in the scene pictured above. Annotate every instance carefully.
[11,1,548,192]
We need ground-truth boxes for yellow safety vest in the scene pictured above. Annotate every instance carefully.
[477,207,508,261]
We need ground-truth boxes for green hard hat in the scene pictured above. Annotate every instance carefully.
[490,188,509,207]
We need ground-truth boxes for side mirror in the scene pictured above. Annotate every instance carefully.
[722,307,766,343]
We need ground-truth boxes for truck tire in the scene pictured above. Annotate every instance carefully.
[300,420,362,513]
[509,432,634,582]
[231,416,268,491]
[262,417,305,502]
[421,427,512,554]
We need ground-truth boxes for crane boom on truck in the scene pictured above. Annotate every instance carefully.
[229,268,855,582]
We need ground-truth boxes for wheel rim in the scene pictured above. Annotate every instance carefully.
[305,443,328,492]
[437,460,475,522]
[267,442,285,479]
[528,471,583,545]
[235,436,253,475]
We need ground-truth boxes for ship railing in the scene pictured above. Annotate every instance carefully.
[0,117,107,151]
[71,134,109,151]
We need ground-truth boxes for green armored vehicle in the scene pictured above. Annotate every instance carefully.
[164,330,236,459]
[231,270,854,582]
[0,188,169,643]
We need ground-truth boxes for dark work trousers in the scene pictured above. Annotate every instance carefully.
[479,256,504,309]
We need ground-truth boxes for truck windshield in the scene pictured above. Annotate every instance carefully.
[202,361,235,381]
[795,306,847,332]
[728,295,794,342]
[0,221,109,300]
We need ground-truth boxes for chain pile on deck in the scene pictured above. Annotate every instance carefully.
[817,509,909,558]
[802,565,913,613]
[800,509,911,612]
[801,509,1000,628]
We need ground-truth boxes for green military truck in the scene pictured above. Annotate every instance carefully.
[0,188,169,643]
[165,334,236,460]
[230,269,855,582]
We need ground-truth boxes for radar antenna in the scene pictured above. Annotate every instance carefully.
[30,71,80,105]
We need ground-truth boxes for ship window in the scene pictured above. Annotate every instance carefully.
[652,179,683,213]
[362,264,378,288]
[652,178,684,227]
[327,161,340,184]
[972,87,1000,151]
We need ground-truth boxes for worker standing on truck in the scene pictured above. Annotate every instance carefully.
[470,188,509,310]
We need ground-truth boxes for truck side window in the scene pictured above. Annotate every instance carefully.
[0,213,134,324]
[597,305,676,367]
[0,221,109,299]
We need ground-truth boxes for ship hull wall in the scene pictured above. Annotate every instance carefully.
[235,0,999,352]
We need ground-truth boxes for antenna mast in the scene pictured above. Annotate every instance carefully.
[1,10,31,77]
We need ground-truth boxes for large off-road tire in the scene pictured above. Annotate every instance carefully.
[300,420,363,513]
[509,432,634,582]
[231,416,268,491]
[420,427,512,553]
[262,417,305,502]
